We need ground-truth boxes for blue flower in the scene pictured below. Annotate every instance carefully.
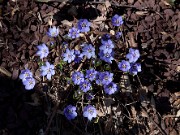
[104,82,117,95]
[98,50,114,63]
[72,71,84,85]
[85,68,97,81]
[95,72,103,85]
[19,69,33,81]
[74,50,83,63]
[115,32,122,39]
[47,26,59,37]
[82,44,96,59]
[99,71,113,85]
[36,44,49,59]
[79,80,91,92]
[62,49,75,63]
[99,39,114,53]
[118,60,131,72]
[83,105,97,121]
[111,14,123,27]
[22,77,35,90]
[64,105,77,120]
[126,48,140,63]
[101,34,111,42]
[86,93,94,100]
[68,27,80,39]
[77,19,91,32]
[129,63,141,75]
[40,62,55,80]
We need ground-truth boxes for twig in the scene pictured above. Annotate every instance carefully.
[45,100,60,135]
[0,66,12,77]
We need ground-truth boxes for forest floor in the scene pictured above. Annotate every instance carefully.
[0,0,180,135]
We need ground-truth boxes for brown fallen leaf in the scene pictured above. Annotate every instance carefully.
[135,11,148,16]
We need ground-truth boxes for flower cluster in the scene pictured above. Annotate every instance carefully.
[64,105,97,121]
[99,37,114,63]
[118,48,141,75]
[72,69,117,95]
[62,44,95,63]
[68,19,91,39]
[19,69,35,90]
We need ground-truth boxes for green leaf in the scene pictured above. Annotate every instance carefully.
[95,59,102,67]
[73,90,83,100]
[94,117,99,123]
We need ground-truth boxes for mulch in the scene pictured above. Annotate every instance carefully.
[0,0,179,135]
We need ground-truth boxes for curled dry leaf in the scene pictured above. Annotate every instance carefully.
[61,20,72,27]
[131,106,137,119]
[141,109,148,118]
[175,110,180,121]
[135,11,148,16]
[97,109,106,117]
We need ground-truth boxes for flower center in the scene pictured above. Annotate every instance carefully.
[82,23,86,27]
[88,109,94,114]
[122,64,126,68]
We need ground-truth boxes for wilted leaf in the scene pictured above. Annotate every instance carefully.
[175,110,180,121]
[135,11,148,16]
[97,110,105,117]
[105,1,111,8]
[61,20,72,27]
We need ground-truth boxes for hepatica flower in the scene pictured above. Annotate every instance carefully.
[47,26,59,37]
[115,32,122,39]
[104,82,117,95]
[99,71,113,85]
[118,60,131,72]
[126,48,140,63]
[100,39,114,53]
[74,50,83,63]
[36,44,49,59]
[64,105,77,120]
[82,44,95,59]
[77,19,91,33]
[85,68,97,81]
[83,105,97,121]
[40,62,55,80]
[86,93,94,100]
[129,63,141,75]
[79,80,91,92]
[101,34,111,42]
[95,72,103,85]
[19,69,33,81]
[111,14,123,27]
[62,49,75,63]
[68,27,80,39]
[99,50,114,63]
[22,77,35,90]
[72,71,84,85]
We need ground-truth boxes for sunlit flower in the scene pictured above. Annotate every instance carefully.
[77,19,91,32]
[36,43,49,59]
[40,62,55,80]
[83,105,97,121]
[22,77,35,90]
[47,26,59,37]
[68,27,80,39]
